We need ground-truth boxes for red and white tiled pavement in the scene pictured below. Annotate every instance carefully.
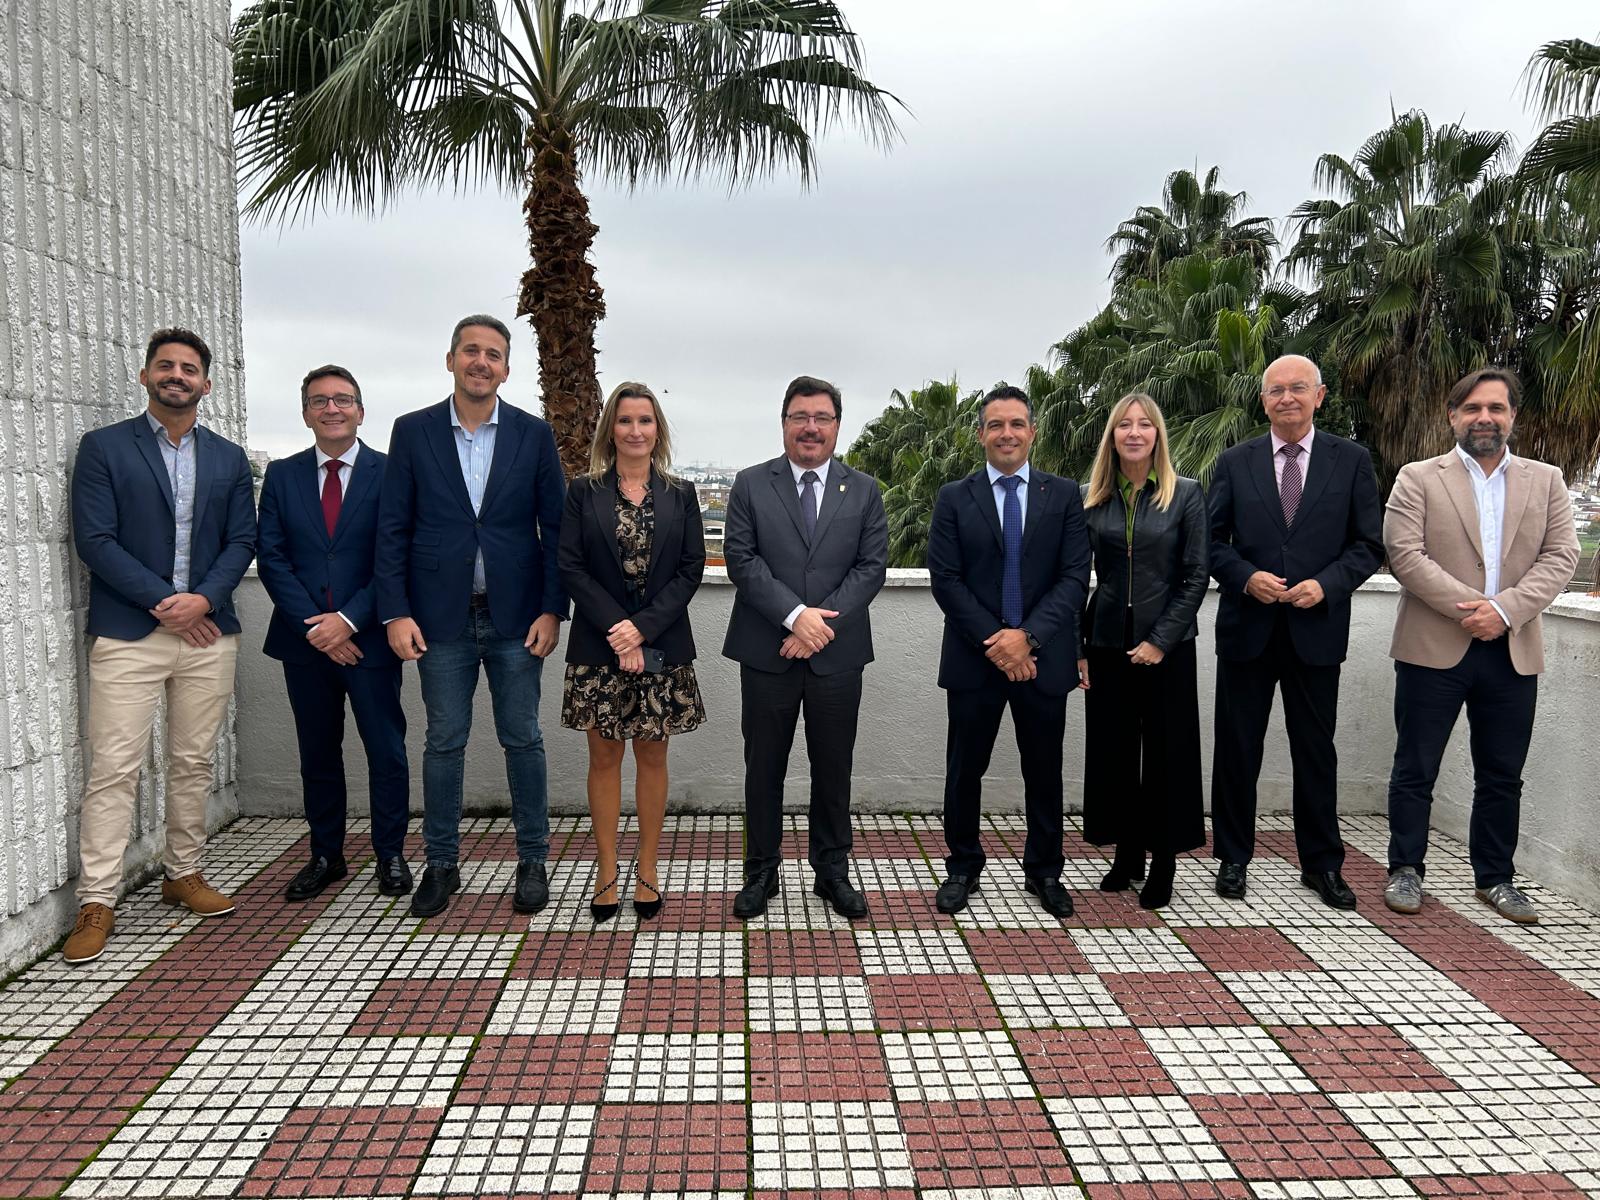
[3,812,1600,1199]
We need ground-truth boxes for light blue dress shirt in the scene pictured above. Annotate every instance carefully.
[449,398,499,595]
[987,461,1030,528]
[147,412,196,593]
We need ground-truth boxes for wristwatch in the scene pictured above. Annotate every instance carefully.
[1021,629,1041,650]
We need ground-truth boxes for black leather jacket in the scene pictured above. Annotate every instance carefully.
[1082,475,1209,651]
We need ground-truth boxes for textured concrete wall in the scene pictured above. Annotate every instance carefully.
[232,570,1600,905]
[0,0,246,971]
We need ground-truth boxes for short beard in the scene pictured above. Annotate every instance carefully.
[147,382,200,412]
[1457,426,1506,457]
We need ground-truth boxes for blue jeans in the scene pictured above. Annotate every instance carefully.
[417,607,549,866]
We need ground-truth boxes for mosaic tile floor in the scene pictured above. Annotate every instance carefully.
[4,812,1600,1198]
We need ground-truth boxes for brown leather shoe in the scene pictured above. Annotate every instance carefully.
[63,904,115,964]
[161,873,236,917]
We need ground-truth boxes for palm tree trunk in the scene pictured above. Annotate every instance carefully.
[517,120,606,479]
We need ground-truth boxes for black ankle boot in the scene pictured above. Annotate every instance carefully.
[1100,845,1146,892]
[1139,853,1176,910]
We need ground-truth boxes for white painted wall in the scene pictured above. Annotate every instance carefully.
[0,0,246,970]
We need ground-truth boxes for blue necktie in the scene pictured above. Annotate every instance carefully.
[800,470,819,542]
[999,475,1023,627]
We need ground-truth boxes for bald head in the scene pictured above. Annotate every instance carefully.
[1260,355,1325,442]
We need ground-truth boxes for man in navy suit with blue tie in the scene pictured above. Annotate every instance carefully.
[376,315,568,919]
[257,365,411,902]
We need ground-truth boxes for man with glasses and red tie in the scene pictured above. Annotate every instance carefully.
[1207,355,1383,910]
[257,365,411,901]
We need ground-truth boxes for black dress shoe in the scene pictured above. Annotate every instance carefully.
[514,861,549,914]
[1301,870,1358,910]
[410,865,460,917]
[376,856,412,896]
[1215,862,1248,900]
[733,869,780,920]
[935,874,981,914]
[632,878,663,921]
[1139,854,1177,911]
[285,855,347,902]
[813,876,868,920]
[1025,876,1075,918]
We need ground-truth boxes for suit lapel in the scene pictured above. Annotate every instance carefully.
[967,471,1003,550]
[591,472,624,574]
[479,405,524,516]
[1499,458,1532,564]
[646,471,678,578]
[1249,437,1289,536]
[808,461,849,556]
[1019,471,1050,555]
[191,426,221,527]
[1439,454,1486,560]
[295,449,332,547]
[330,445,377,548]
[132,416,176,513]
[1287,435,1335,538]
[770,460,810,545]
[425,401,476,516]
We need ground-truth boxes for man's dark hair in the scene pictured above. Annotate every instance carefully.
[144,327,212,376]
[1445,367,1521,412]
[782,375,842,419]
[300,364,362,408]
[978,384,1033,423]
[450,314,513,360]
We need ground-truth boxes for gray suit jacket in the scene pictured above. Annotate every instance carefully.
[721,455,889,675]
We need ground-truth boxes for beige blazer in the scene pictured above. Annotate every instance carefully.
[1384,451,1579,674]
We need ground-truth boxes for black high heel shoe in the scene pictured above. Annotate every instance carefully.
[633,877,663,921]
[591,874,619,924]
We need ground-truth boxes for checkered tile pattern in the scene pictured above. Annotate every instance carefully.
[5,812,1600,1198]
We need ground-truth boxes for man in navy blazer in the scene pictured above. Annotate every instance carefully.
[63,328,257,964]
[257,365,411,902]
[927,386,1092,917]
[375,315,567,918]
[1207,354,1382,909]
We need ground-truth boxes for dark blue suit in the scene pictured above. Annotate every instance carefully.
[928,467,1092,881]
[257,443,408,861]
[374,398,568,639]
[71,415,257,638]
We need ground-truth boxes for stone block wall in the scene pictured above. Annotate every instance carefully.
[0,0,246,969]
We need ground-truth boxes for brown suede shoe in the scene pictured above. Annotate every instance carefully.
[160,873,236,917]
[63,903,115,964]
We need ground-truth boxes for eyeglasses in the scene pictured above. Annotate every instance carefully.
[1264,383,1316,400]
[785,413,837,428]
[306,394,360,411]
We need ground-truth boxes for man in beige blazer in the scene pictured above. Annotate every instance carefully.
[1382,367,1579,924]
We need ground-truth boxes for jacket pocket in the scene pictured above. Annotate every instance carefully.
[414,532,441,547]
[413,554,439,571]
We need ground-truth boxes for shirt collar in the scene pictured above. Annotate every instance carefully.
[146,411,196,447]
[987,461,1030,487]
[449,397,500,431]
[315,441,361,471]
[1118,465,1157,495]
[1270,427,1315,456]
[1454,443,1513,482]
[789,458,831,485]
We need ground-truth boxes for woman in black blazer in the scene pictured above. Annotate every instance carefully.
[1077,393,1209,910]
[558,382,705,922]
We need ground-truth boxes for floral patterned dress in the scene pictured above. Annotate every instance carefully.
[561,487,706,741]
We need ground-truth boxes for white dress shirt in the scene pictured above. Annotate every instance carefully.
[314,441,362,631]
[1454,444,1513,627]
[987,461,1030,529]
[782,458,832,630]
[1269,427,1315,489]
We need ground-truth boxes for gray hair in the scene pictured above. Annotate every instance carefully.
[1261,354,1322,389]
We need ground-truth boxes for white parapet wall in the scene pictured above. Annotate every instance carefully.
[229,569,1600,906]
[0,0,247,972]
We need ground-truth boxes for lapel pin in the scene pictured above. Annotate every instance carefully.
[839,483,847,492]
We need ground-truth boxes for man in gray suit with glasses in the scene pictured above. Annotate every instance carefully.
[722,375,889,921]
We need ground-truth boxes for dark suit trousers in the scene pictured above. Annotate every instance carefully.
[1388,638,1536,889]
[943,682,1068,880]
[1211,614,1344,872]
[282,658,410,861]
[741,663,861,880]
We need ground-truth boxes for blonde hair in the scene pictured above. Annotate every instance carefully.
[1084,392,1177,511]
[589,381,676,480]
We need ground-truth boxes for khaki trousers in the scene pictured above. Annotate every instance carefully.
[76,630,239,908]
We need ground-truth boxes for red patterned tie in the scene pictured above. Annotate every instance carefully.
[1279,443,1303,527]
[321,461,342,610]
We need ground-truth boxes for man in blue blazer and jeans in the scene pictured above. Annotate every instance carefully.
[376,315,567,918]
[64,328,257,964]
[257,365,411,902]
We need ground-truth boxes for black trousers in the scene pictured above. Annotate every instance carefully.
[943,681,1068,881]
[282,658,410,861]
[1387,638,1537,889]
[1211,616,1344,871]
[1082,637,1204,855]
[741,663,861,880]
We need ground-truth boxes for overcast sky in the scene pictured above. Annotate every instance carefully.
[233,0,1599,466]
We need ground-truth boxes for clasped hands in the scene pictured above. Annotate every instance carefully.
[984,628,1036,682]
[1456,599,1507,641]
[1245,571,1324,608]
[779,606,839,660]
[149,593,221,648]
[608,619,645,673]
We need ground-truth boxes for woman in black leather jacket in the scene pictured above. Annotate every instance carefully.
[1076,393,1208,909]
